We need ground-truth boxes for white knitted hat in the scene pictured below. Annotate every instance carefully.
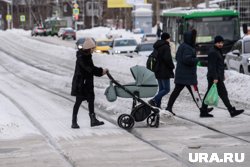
[82,38,96,50]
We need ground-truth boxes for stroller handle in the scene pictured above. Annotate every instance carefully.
[107,71,115,81]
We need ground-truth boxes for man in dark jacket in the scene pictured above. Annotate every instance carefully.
[71,38,108,129]
[148,32,175,108]
[200,36,244,117]
[165,30,213,115]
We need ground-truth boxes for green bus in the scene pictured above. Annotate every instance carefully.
[44,17,67,36]
[162,8,240,59]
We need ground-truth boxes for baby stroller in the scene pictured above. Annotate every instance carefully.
[105,65,160,130]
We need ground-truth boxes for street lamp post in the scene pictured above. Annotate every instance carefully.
[205,0,209,8]
[91,0,94,28]
[11,0,13,29]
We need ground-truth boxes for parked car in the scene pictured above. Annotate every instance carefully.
[62,29,76,40]
[75,37,96,50]
[133,42,154,57]
[31,26,45,36]
[95,39,112,54]
[141,33,158,43]
[58,27,74,37]
[109,38,137,55]
[58,28,66,37]
[225,35,250,75]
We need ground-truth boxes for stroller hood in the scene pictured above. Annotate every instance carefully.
[130,65,157,86]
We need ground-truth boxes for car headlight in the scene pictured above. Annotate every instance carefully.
[114,50,121,54]
[78,45,82,49]
[247,58,250,64]
[95,50,101,53]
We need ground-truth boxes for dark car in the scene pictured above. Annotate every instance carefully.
[75,37,96,50]
[62,29,76,40]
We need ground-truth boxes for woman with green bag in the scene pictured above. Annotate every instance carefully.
[200,36,244,118]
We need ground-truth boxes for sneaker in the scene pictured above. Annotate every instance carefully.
[200,112,214,118]
[148,99,157,107]
[229,107,244,117]
[71,123,80,129]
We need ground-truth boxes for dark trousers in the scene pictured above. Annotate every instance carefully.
[201,78,233,111]
[72,96,94,121]
[167,84,192,109]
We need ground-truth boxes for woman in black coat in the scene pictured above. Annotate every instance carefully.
[71,38,108,129]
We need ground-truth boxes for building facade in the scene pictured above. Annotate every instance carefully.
[217,0,250,26]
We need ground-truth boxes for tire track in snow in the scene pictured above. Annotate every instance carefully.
[0,90,75,167]
[0,35,71,76]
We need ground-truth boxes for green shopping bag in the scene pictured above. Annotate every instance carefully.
[204,83,219,106]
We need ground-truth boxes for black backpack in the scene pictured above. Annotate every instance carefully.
[146,49,158,72]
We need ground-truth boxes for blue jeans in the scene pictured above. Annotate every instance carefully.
[154,79,170,107]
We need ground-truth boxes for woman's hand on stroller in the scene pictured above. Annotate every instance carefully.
[102,68,109,75]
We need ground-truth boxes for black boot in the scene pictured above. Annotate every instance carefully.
[207,107,214,113]
[165,107,175,115]
[71,116,80,129]
[89,113,104,127]
[229,107,244,117]
[200,108,213,118]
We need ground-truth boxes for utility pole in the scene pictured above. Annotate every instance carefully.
[29,1,32,29]
[11,0,13,29]
[91,0,94,28]
[156,0,160,23]
[7,3,10,29]
[82,0,85,28]
[205,0,209,8]
[237,0,240,12]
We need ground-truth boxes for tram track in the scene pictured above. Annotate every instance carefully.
[0,89,75,167]
[0,35,72,75]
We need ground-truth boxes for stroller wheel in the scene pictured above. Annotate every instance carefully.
[117,114,135,130]
[147,113,160,128]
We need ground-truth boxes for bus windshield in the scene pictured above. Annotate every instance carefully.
[187,17,238,43]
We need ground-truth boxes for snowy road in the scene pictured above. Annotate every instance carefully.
[1,29,250,167]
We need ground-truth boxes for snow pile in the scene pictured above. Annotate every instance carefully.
[77,26,143,43]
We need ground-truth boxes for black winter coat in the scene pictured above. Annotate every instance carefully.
[71,50,103,100]
[153,40,175,79]
[174,31,199,85]
[207,46,225,81]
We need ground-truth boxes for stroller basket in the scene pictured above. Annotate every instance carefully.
[105,65,160,130]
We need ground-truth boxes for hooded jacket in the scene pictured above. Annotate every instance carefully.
[174,31,199,85]
[153,40,175,79]
[71,50,103,100]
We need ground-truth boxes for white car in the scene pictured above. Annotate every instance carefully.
[109,38,137,55]
[141,33,158,43]
[134,42,154,57]
[225,35,250,75]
